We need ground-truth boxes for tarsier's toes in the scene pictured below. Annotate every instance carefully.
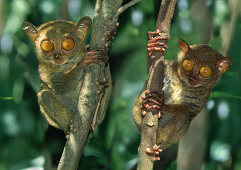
[145,144,162,161]
[103,22,119,47]
[84,50,108,66]
[141,91,164,118]
[65,120,77,139]
[147,30,170,55]
[96,76,109,94]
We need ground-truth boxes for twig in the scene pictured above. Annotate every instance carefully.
[137,0,177,169]
[58,0,69,20]
[18,55,39,93]
[57,0,140,169]
[115,0,142,18]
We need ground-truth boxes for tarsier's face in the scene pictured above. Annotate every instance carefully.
[22,17,91,65]
[177,40,232,88]
[35,22,83,65]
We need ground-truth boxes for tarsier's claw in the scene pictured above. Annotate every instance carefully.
[141,91,164,118]
[145,144,162,161]
[147,30,170,56]
[141,109,147,117]
[65,132,70,139]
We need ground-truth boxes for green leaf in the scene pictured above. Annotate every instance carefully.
[0,96,13,100]
[210,91,241,100]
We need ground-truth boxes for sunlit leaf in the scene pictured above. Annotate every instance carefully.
[0,97,13,100]
[210,91,241,100]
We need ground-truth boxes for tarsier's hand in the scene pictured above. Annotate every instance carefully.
[147,30,169,56]
[84,50,108,66]
[141,90,165,119]
[146,144,162,161]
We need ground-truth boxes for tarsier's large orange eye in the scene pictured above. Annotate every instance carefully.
[200,66,212,78]
[62,38,75,51]
[182,59,194,71]
[41,40,54,52]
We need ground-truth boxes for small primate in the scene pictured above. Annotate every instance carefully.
[22,17,111,133]
[133,35,232,160]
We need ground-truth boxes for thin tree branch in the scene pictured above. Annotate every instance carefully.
[18,55,40,93]
[137,0,177,169]
[58,0,69,20]
[57,0,140,169]
[0,0,4,36]
[115,0,142,18]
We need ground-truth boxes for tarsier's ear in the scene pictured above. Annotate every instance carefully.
[22,22,38,42]
[217,57,232,74]
[178,39,190,53]
[77,16,92,40]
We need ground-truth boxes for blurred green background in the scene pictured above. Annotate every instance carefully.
[0,0,240,169]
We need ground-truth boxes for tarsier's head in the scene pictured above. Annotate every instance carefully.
[177,39,232,88]
[22,17,92,65]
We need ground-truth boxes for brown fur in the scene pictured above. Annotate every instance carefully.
[133,39,232,150]
[22,17,111,131]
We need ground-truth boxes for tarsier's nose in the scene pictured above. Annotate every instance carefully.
[54,52,62,59]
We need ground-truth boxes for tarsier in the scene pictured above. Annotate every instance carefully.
[133,33,232,160]
[22,17,111,133]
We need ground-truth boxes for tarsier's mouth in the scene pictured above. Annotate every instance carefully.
[188,76,199,86]
[54,56,66,64]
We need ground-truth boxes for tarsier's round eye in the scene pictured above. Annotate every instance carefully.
[200,66,212,78]
[41,40,54,52]
[62,38,75,51]
[182,59,194,71]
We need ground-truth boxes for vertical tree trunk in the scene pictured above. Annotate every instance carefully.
[177,0,213,169]
[0,0,4,36]
[177,109,209,170]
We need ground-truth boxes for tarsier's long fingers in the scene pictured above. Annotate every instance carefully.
[65,120,77,139]
[84,50,108,66]
[103,22,119,47]
[96,77,109,94]
[147,30,170,56]
[142,96,163,105]
[145,144,162,161]
[141,91,164,119]
[91,77,109,131]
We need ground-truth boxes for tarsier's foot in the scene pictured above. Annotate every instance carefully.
[84,50,108,66]
[103,22,119,47]
[90,77,109,132]
[65,120,77,139]
[141,90,164,119]
[147,29,170,56]
[146,144,162,161]
[96,76,109,94]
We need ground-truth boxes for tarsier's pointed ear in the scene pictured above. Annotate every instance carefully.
[217,57,232,74]
[178,39,190,53]
[77,16,92,40]
[22,22,38,42]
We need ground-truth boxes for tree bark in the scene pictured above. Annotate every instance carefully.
[137,1,177,169]
[57,1,140,169]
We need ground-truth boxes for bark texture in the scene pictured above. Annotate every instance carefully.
[57,0,140,169]
[137,1,177,169]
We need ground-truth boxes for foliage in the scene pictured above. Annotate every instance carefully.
[0,0,240,169]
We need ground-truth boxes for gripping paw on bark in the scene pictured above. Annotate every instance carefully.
[65,120,77,139]
[90,76,109,132]
[141,90,164,119]
[84,50,108,66]
[146,144,162,161]
[147,29,170,56]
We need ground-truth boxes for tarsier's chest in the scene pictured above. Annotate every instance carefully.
[162,62,206,114]
[39,64,82,106]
